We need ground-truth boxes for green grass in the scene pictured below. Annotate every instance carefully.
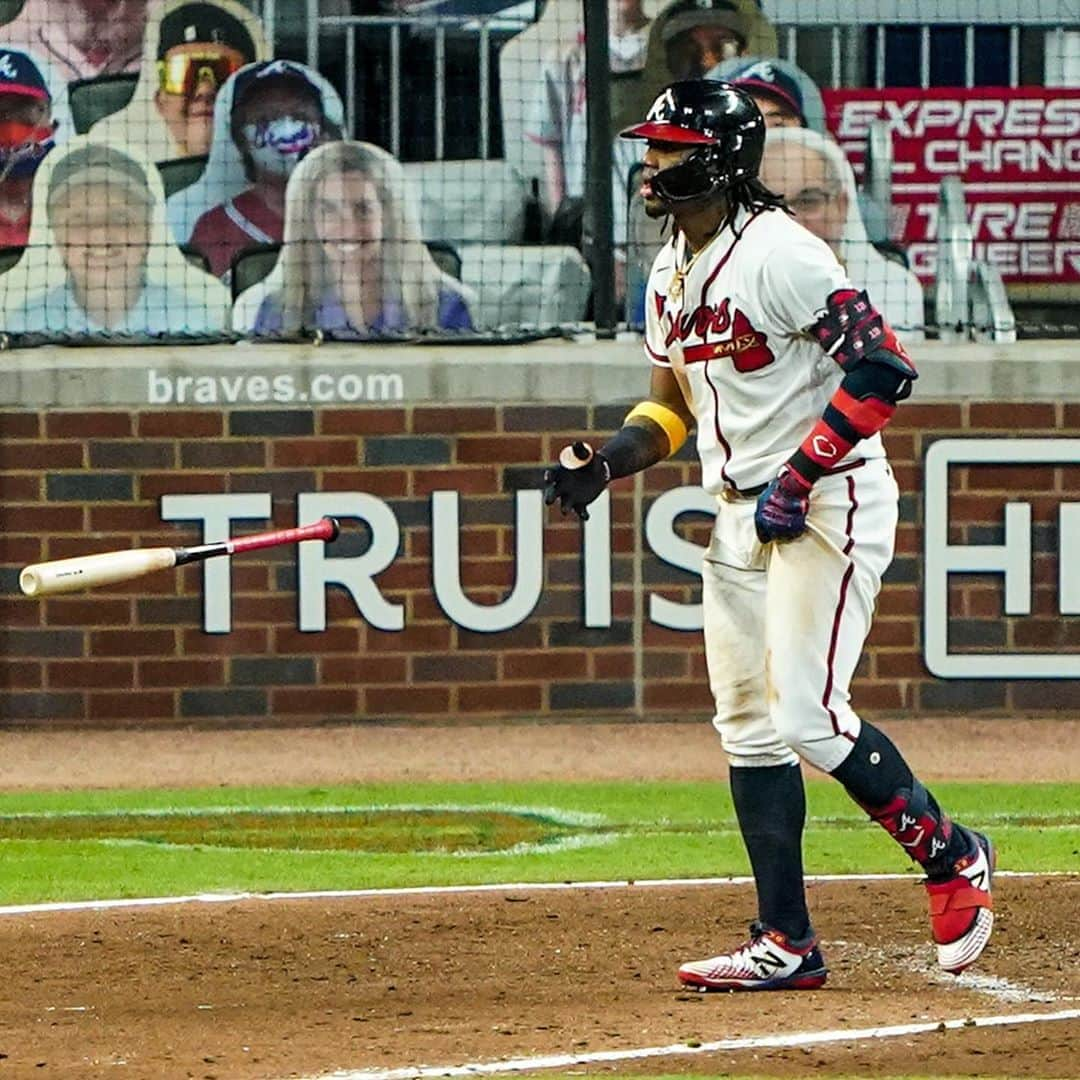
[0,779,1075,905]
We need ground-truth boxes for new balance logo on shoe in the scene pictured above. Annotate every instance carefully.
[751,949,787,978]
[678,923,828,992]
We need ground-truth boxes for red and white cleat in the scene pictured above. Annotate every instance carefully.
[677,921,828,992]
[926,830,996,974]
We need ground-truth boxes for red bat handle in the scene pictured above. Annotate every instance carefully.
[227,517,339,555]
[174,517,340,566]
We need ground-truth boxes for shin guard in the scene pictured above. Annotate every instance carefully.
[863,780,954,867]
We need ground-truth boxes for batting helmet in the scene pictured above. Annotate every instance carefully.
[620,79,765,203]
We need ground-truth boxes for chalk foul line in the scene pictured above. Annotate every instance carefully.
[294,1009,1080,1080]
[0,870,1070,918]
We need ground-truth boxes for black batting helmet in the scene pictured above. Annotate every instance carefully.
[620,79,765,203]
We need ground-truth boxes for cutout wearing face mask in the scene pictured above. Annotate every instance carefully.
[0,119,57,181]
[242,117,320,177]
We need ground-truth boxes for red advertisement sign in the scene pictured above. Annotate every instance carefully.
[822,87,1080,285]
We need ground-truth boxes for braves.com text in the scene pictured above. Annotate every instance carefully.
[147,369,405,405]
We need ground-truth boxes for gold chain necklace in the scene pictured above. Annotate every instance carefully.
[668,227,723,304]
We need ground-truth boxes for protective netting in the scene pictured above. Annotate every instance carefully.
[0,0,1076,345]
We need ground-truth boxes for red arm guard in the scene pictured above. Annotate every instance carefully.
[786,292,918,486]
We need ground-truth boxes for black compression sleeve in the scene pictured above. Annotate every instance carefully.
[598,422,667,480]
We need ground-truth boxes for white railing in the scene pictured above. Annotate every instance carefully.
[934,175,1016,343]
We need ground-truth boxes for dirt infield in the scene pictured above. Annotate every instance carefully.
[1,719,1077,1078]
[2,878,1078,1079]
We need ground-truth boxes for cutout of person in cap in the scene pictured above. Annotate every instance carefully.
[0,0,147,83]
[712,56,827,133]
[0,136,230,335]
[233,140,475,339]
[613,0,775,136]
[759,126,924,340]
[0,48,72,248]
[89,0,267,164]
[171,59,343,280]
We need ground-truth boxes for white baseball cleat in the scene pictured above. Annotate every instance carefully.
[925,829,996,974]
[677,921,828,992]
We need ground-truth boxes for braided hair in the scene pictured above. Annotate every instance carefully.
[727,175,789,216]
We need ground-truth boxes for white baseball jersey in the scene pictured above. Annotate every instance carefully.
[644,205,886,495]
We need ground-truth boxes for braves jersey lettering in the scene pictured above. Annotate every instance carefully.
[663,295,732,343]
[644,206,886,493]
[662,300,776,374]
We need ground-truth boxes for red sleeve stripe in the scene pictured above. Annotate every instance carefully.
[832,387,896,437]
[645,342,669,364]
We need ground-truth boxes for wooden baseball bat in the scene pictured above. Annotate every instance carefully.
[19,517,340,597]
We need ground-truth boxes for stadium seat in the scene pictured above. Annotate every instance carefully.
[872,239,910,270]
[157,155,209,198]
[67,73,139,135]
[401,159,530,245]
[179,245,211,275]
[230,243,282,301]
[457,244,592,331]
[424,240,462,281]
[0,246,24,275]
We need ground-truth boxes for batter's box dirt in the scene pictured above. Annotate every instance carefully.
[1,877,1077,1079]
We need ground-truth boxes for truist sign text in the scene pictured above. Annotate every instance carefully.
[924,438,1080,679]
[160,487,718,636]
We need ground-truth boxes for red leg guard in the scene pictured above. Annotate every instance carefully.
[863,784,953,866]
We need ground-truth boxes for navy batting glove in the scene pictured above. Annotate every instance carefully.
[754,466,813,543]
[543,442,611,521]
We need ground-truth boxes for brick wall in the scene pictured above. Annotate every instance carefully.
[0,401,1077,727]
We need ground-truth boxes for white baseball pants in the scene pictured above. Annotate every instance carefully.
[702,458,899,774]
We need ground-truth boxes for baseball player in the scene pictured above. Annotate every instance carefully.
[543,80,995,991]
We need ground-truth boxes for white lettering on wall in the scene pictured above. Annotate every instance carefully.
[583,490,612,628]
[430,490,543,632]
[296,492,403,632]
[924,438,1080,678]
[1060,504,1080,615]
[160,492,272,633]
[644,487,717,631]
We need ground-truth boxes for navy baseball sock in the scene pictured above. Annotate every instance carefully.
[830,722,970,878]
[729,763,813,943]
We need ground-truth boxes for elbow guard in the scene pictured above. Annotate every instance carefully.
[841,350,917,407]
[786,352,918,486]
[810,288,918,381]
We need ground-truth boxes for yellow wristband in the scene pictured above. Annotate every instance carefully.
[625,400,689,456]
